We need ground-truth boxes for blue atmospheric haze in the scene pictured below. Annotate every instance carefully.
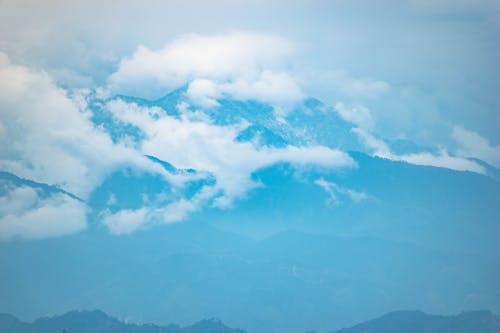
[0,2,500,333]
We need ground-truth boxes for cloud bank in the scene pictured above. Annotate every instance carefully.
[0,32,357,238]
[1,27,498,239]
[0,186,86,240]
[0,52,166,199]
[353,127,486,174]
[0,53,178,239]
[453,126,500,169]
[108,32,302,105]
[102,99,355,234]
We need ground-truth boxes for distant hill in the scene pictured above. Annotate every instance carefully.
[0,310,246,333]
[1,310,499,333]
[1,224,500,333]
[332,310,500,333]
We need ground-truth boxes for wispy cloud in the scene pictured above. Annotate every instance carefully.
[352,127,486,174]
[1,23,498,239]
[315,178,368,205]
[0,53,169,199]
[103,99,356,232]
[102,185,217,235]
[0,186,87,240]
[334,102,375,130]
[453,126,500,169]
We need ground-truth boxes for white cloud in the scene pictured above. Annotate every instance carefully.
[315,178,368,205]
[398,149,486,174]
[351,127,393,157]
[334,102,374,130]
[108,100,355,198]
[101,207,149,235]
[0,186,87,240]
[452,126,500,169]
[353,127,486,174]
[102,99,355,231]
[161,185,217,222]
[0,52,170,198]
[186,79,221,108]
[0,52,190,239]
[107,32,302,105]
[218,70,303,105]
[186,71,302,109]
[103,185,217,234]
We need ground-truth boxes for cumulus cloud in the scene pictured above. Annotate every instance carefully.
[353,127,486,174]
[0,52,169,198]
[186,79,221,107]
[0,186,87,240]
[452,126,500,169]
[315,178,368,205]
[0,44,352,238]
[107,32,302,105]
[217,70,303,105]
[0,52,186,239]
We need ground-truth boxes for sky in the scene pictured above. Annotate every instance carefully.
[0,0,500,239]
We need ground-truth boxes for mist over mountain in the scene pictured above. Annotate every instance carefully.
[1,6,500,332]
[1,88,499,332]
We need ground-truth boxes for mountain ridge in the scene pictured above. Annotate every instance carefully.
[331,310,500,333]
[0,310,245,333]
[1,309,499,333]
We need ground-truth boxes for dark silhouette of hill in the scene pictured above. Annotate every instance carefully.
[332,310,500,333]
[1,310,499,333]
[0,310,246,333]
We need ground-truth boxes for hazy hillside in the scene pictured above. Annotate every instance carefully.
[0,310,245,333]
[332,310,500,333]
[1,310,498,333]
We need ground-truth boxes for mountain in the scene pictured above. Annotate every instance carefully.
[0,310,245,333]
[83,90,500,254]
[1,91,500,333]
[0,171,82,202]
[209,151,500,256]
[89,88,361,149]
[332,310,500,333]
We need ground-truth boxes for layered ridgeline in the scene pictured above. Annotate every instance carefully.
[331,310,500,333]
[1,89,500,333]
[0,310,245,333]
[1,310,499,333]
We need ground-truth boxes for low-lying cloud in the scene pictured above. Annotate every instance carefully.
[0,186,87,240]
[103,99,356,233]
[353,127,486,174]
